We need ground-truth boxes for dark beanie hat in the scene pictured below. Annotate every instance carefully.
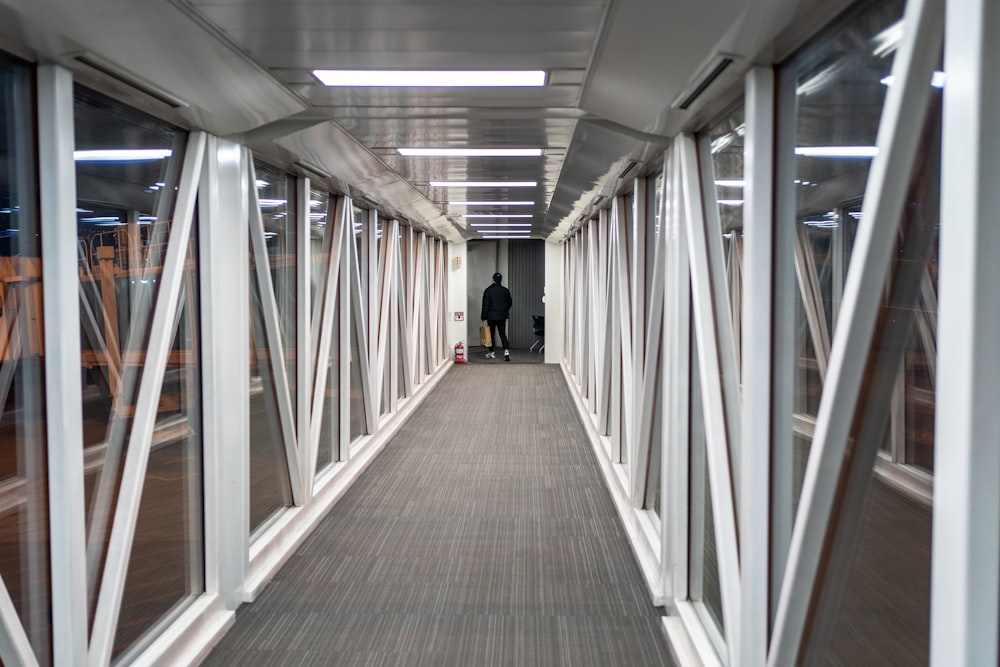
[492,272,503,283]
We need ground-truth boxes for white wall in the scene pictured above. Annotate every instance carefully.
[447,241,468,355]
[544,241,564,364]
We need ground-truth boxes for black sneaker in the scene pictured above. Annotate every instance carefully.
[504,350,510,362]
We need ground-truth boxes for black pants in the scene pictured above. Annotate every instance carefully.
[487,319,509,351]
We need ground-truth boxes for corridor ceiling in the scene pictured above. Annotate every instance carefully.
[0,0,851,241]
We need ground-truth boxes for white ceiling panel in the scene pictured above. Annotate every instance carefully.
[0,0,819,239]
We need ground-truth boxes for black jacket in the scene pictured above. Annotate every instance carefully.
[480,283,513,321]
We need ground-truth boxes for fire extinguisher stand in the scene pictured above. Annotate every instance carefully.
[454,341,466,364]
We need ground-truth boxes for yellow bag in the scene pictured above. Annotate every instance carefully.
[479,325,492,347]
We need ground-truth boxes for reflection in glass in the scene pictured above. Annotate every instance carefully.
[0,54,50,665]
[705,106,745,372]
[780,0,940,661]
[116,223,204,660]
[784,0,904,508]
[248,164,295,534]
[73,85,203,660]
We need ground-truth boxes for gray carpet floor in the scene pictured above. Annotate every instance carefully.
[202,363,674,666]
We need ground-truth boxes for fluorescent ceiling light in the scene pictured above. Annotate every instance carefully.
[795,146,879,158]
[74,149,172,162]
[715,180,745,188]
[880,71,946,88]
[469,223,532,227]
[258,199,287,208]
[313,70,546,87]
[464,214,533,219]
[479,235,533,239]
[399,148,541,157]
[717,199,744,206]
[447,201,534,207]
[431,181,537,188]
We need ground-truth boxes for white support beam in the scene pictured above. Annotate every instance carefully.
[338,206,351,459]
[663,144,691,605]
[366,209,378,414]
[930,0,1000,662]
[38,63,84,667]
[296,176,312,496]
[199,137,250,608]
[740,66,775,667]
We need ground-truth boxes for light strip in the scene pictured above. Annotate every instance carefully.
[447,201,535,206]
[431,181,537,188]
[479,235,533,239]
[717,199,744,206]
[795,146,879,158]
[313,70,546,87]
[399,148,541,157]
[469,223,532,227]
[464,214,533,219]
[715,180,745,188]
[74,149,173,162]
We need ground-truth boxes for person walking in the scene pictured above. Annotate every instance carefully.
[480,272,513,362]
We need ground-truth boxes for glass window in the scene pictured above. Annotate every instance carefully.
[310,190,338,472]
[704,106,745,372]
[248,163,295,534]
[688,317,725,654]
[643,169,664,513]
[74,85,203,660]
[350,205,369,440]
[778,0,939,661]
[0,53,50,665]
[644,172,662,318]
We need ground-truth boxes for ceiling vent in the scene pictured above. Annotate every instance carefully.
[294,161,329,182]
[673,54,737,111]
[71,52,188,108]
[618,161,638,180]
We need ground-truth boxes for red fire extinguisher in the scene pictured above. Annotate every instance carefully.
[454,341,466,364]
